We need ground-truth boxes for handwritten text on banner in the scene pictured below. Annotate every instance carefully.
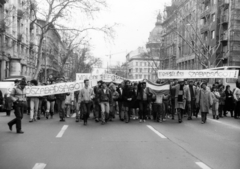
[158,70,239,79]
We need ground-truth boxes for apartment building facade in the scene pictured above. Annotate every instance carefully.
[217,0,240,66]
[0,0,32,80]
[126,47,160,82]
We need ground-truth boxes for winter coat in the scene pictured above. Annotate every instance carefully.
[196,89,213,113]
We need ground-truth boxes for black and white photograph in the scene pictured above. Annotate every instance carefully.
[0,0,240,169]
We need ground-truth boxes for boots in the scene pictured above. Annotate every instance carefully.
[213,115,216,119]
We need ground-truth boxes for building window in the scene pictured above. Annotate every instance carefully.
[144,62,147,67]
[211,30,215,39]
[136,62,138,66]
[140,68,142,73]
[136,68,138,72]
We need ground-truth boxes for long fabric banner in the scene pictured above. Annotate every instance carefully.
[76,73,126,85]
[158,70,239,79]
[146,80,170,95]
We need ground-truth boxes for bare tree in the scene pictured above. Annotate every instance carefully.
[32,0,115,79]
[172,3,223,69]
[69,47,102,80]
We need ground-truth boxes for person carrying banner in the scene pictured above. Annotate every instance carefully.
[196,82,213,124]
[93,80,102,122]
[98,82,112,124]
[173,79,186,123]
[55,78,68,122]
[78,79,94,125]
[28,79,40,122]
[131,83,139,120]
[122,80,134,123]
[185,80,197,120]
[8,79,28,134]
[45,80,56,119]
[138,82,150,123]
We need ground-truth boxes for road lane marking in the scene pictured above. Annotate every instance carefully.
[56,125,68,138]
[32,163,46,169]
[147,125,167,139]
[196,162,211,169]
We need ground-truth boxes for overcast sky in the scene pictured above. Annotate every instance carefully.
[86,0,171,68]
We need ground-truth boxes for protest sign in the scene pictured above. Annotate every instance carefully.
[158,70,239,79]
[25,81,85,97]
[0,82,15,96]
[76,73,126,85]
[76,73,99,82]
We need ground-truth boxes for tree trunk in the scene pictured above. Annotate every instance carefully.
[33,34,44,79]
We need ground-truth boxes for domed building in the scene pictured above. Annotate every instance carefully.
[146,13,163,69]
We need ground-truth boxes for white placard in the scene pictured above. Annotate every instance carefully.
[158,70,239,79]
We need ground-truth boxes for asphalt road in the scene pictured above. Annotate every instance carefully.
[0,112,240,169]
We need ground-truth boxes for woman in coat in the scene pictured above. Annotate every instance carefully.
[224,85,234,117]
[196,82,213,124]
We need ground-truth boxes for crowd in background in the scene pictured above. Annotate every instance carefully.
[1,77,240,133]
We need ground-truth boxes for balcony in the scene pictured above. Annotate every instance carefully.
[220,33,228,42]
[200,24,209,33]
[200,7,211,19]
[219,0,229,9]
[221,15,229,24]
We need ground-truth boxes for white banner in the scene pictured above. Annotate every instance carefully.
[25,81,86,97]
[76,73,126,85]
[158,70,239,79]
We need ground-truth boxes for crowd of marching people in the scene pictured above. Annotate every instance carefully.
[1,76,240,134]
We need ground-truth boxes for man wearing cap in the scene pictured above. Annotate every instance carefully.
[8,79,28,134]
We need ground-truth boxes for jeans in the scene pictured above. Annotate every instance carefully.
[100,102,110,122]
[56,99,65,119]
[81,102,92,122]
[118,101,124,120]
[212,102,219,116]
[8,102,27,131]
[46,101,55,117]
[187,99,196,118]
[30,98,39,120]
[155,103,164,121]
[139,100,148,120]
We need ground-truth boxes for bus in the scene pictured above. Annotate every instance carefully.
[207,66,240,89]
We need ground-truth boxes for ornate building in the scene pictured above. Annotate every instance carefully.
[126,47,160,81]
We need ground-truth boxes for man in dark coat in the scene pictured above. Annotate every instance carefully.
[122,80,134,123]
[116,83,124,121]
